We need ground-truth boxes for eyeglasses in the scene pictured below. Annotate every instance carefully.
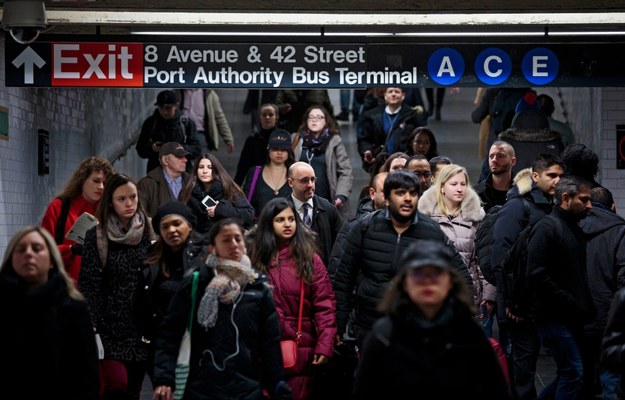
[408,267,445,283]
[413,171,432,179]
[307,115,325,121]
[294,176,316,184]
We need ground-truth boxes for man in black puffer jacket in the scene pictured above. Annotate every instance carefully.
[331,170,470,348]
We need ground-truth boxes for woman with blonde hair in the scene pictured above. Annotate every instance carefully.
[0,226,100,399]
[417,163,492,310]
[41,155,114,281]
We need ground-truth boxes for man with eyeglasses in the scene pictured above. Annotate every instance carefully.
[474,141,517,212]
[406,154,432,196]
[333,170,471,349]
[288,161,343,268]
[136,90,201,174]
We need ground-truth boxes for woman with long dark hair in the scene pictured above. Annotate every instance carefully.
[188,153,254,233]
[249,197,336,399]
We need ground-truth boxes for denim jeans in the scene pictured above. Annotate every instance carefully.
[535,322,584,400]
[600,370,621,400]
[512,321,540,400]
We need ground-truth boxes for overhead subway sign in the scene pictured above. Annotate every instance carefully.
[6,39,624,87]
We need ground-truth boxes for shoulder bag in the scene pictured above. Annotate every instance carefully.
[280,277,304,371]
[173,270,199,400]
[246,166,262,203]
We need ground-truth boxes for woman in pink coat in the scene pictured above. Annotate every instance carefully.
[250,197,337,400]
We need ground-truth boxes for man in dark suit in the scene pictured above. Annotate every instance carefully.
[288,161,343,268]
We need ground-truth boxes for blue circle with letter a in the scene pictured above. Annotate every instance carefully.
[427,48,464,85]
[522,47,559,85]
[475,48,512,85]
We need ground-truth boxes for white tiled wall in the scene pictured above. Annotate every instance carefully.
[0,36,155,253]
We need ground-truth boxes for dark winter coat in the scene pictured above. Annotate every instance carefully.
[331,208,470,346]
[234,127,275,185]
[188,180,254,233]
[358,104,424,157]
[600,287,625,396]
[307,194,344,268]
[580,204,625,337]
[135,109,202,174]
[526,207,596,327]
[152,262,285,400]
[0,272,100,400]
[498,127,564,177]
[79,226,153,361]
[353,301,511,400]
[141,231,209,343]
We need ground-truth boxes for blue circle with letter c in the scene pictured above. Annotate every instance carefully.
[427,48,464,85]
[475,48,511,85]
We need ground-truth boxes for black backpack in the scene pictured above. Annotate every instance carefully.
[501,214,562,319]
[474,198,530,285]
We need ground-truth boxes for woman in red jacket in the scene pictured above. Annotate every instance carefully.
[250,197,337,400]
[41,156,114,282]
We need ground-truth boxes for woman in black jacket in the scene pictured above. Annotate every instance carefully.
[353,241,511,400]
[188,153,254,233]
[151,218,292,400]
[0,226,100,400]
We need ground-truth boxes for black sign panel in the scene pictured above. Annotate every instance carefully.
[5,37,625,88]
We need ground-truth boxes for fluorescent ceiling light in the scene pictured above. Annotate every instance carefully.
[37,10,625,27]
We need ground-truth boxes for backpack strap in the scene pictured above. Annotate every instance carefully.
[246,166,262,203]
[54,197,72,245]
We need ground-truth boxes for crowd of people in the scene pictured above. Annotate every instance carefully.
[6,86,625,400]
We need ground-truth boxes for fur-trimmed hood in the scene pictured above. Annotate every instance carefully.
[498,127,562,143]
[418,185,484,222]
[512,168,533,196]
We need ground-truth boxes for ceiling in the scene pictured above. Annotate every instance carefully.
[2,1,625,37]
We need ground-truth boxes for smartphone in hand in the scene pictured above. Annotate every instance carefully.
[202,195,218,208]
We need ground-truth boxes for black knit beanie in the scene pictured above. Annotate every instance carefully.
[152,201,197,235]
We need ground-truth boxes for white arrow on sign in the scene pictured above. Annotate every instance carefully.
[12,46,46,85]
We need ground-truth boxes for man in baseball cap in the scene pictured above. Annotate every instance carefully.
[135,90,201,175]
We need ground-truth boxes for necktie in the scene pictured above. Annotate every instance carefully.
[303,204,312,227]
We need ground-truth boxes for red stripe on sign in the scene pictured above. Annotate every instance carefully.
[51,42,144,87]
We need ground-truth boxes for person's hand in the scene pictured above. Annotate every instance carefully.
[334,198,344,208]
[226,143,234,153]
[152,385,172,400]
[152,141,162,152]
[312,354,329,365]
[335,334,343,346]
[363,150,374,164]
[70,243,83,256]
[279,103,292,114]
[480,300,494,319]
[206,204,217,218]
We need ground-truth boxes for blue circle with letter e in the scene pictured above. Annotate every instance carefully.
[522,47,559,85]
[427,48,464,85]
[475,48,512,85]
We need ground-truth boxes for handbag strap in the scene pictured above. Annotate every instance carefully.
[188,271,199,333]
[295,277,304,344]
[246,166,262,202]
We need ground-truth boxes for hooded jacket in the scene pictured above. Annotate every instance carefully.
[580,204,625,336]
